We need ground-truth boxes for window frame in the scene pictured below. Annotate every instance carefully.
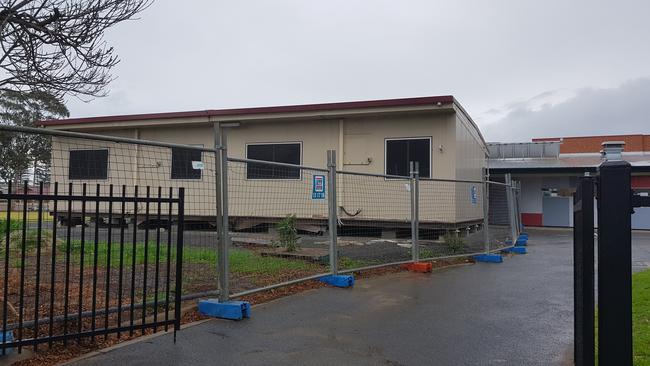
[68,148,110,180]
[245,141,303,180]
[384,136,432,179]
[170,145,204,180]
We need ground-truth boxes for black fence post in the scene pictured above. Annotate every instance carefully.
[174,187,185,343]
[573,177,594,366]
[597,160,632,365]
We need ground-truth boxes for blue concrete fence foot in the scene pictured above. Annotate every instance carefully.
[502,246,527,254]
[0,331,13,356]
[198,299,251,320]
[515,237,528,246]
[473,254,503,263]
[319,275,354,288]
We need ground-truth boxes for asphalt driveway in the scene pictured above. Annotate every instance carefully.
[71,228,650,366]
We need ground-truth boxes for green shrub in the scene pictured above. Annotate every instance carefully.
[443,232,465,254]
[0,218,22,240]
[275,214,299,252]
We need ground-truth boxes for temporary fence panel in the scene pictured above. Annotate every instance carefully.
[49,135,217,223]
[418,179,487,258]
[487,180,515,251]
[0,125,221,300]
[335,170,414,271]
[226,158,332,298]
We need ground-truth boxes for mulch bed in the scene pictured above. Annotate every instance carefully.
[10,256,473,366]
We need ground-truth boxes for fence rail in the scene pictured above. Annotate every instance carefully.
[0,179,184,353]
[0,123,520,351]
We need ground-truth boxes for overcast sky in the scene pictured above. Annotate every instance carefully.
[65,0,650,142]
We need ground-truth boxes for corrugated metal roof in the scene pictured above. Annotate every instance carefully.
[488,154,650,170]
[487,141,560,159]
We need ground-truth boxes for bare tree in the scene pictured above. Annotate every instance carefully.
[0,0,152,99]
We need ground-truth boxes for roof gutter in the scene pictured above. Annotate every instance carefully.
[39,96,456,128]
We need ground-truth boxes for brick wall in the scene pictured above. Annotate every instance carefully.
[533,134,650,154]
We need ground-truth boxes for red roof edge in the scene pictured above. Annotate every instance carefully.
[40,95,455,127]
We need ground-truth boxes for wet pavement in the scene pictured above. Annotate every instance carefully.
[70,228,650,366]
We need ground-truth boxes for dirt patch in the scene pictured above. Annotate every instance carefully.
[258,247,328,263]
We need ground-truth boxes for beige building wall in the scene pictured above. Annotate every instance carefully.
[47,108,486,225]
[451,107,488,223]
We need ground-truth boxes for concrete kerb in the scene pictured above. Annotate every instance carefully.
[58,318,214,366]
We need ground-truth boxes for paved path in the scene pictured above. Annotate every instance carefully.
[72,229,650,366]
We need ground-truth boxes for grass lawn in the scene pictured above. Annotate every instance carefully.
[0,211,53,221]
[633,269,650,365]
[61,240,320,275]
[596,269,650,365]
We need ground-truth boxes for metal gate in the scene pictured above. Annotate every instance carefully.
[1,181,185,353]
[573,158,650,366]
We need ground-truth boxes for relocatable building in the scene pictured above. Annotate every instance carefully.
[40,96,488,232]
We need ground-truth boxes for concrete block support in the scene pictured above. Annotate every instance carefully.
[402,262,433,273]
[198,299,251,320]
[515,237,528,246]
[473,254,503,263]
[0,331,13,355]
[502,246,527,254]
[320,275,354,288]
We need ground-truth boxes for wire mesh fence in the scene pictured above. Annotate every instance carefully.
[226,158,331,296]
[487,180,516,251]
[1,124,521,350]
[335,171,413,270]
[0,125,201,350]
[418,179,488,259]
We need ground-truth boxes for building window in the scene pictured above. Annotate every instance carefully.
[385,138,431,178]
[246,143,301,179]
[69,149,109,180]
[171,148,202,179]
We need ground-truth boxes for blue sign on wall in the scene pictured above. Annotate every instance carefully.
[312,175,326,199]
[470,185,478,205]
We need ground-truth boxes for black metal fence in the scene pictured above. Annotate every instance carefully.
[573,160,650,366]
[0,181,185,353]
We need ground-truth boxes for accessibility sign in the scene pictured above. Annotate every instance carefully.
[312,175,326,199]
[470,185,478,205]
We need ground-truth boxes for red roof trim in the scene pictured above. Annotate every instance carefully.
[40,95,455,126]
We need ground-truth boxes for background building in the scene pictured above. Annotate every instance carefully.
[489,135,650,229]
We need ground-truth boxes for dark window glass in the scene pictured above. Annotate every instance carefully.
[247,143,301,179]
[171,148,202,179]
[385,138,431,178]
[69,150,109,180]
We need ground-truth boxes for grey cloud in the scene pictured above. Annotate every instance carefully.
[60,0,650,141]
[481,78,650,142]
